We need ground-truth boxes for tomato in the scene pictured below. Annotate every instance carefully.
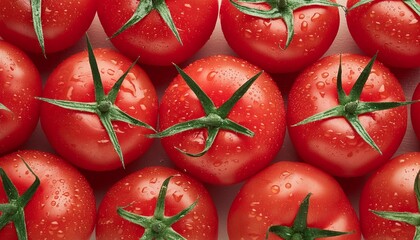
[97,0,218,66]
[0,150,96,239]
[96,166,218,239]
[157,55,286,185]
[0,40,42,155]
[0,0,97,54]
[287,53,408,177]
[359,152,420,239]
[346,0,420,68]
[228,161,361,240]
[219,0,340,73]
[40,47,158,171]
[412,83,420,140]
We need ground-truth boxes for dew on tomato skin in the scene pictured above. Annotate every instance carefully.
[311,12,321,21]
[172,191,184,202]
[300,21,308,32]
[271,185,280,194]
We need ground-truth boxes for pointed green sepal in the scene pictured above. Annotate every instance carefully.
[0,103,11,113]
[31,0,46,57]
[151,65,260,157]
[37,36,157,169]
[117,176,197,240]
[230,0,343,49]
[110,0,182,44]
[291,53,414,154]
[0,157,40,240]
[266,193,352,240]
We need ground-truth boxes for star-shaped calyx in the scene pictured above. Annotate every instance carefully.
[37,37,156,168]
[229,0,344,48]
[117,176,198,240]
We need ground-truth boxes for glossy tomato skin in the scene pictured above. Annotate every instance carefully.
[346,0,420,68]
[40,48,158,171]
[228,161,361,240]
[97,0,218,66]
[360,152,420,239]
[96,166,218,239]
[159,55,286,185]
[0,0,97,54]
[219,0,340,73]
[0,150,96,240]
[0,41,42,155]
[412,83,420,140]
[287,53,407,177]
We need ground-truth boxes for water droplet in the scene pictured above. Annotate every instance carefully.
[149,177,157,184]
[207,71,217,81]
[311,13,321,21]
[271,185,280,194]
[300,21,308,31]
[321,72,329,78]
[409,18,418,24]
[299,14,305,19]
[262,20,272,28]
[244,28,253,38]
[285,183,292,189]
[172,191,183,202]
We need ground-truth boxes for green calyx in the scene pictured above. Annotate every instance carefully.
[371,170,420,239]
[110,0,182,44]
[348,0,420,15]
[149,65,260,157]
[291,53,417,154]
[117,176,198,240]
[0,157,40,240]
[0,103,11,112]
[30,0,46,57]
[266,193,351,239]
[229,0,344,49]
[37,36,156,169]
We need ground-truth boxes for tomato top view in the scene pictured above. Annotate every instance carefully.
[0,0,97,55]
[97,0,219,66]
[0,150,96,240]
[0,41,42,155]
[39,39,158,171]
[287,53,409,177]
[96,166,218,240]
[346,0,420,68]
[220,0,341,73]
[228,161,361,240]
[156,55,286,185]
[360,152,420,239]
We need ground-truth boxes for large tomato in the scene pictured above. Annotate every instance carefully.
[412,83,420,140]
[346,0,420,68]
[157,55,286,185]
[287,53,408,177]
[0,0,97,54]
[0,150,96,240]
[228,161,361,240]
[96,166,218,239]
[97,0,218,66]
[219,0,340,73]
[0,40,42,155]
[360,152,420,239]
[40,47,158,171]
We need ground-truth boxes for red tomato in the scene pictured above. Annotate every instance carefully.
[228,161,361,240]
[40,48,158,171]
[97,0,218,66]
[96,166,218,239]
[412,83,420,140]
[0,0,97,54]
[219,0,340,73]
[0,150,96,240]
[158,55,286,185]
[360,152,420,239]
[346,0,420,68]
[287,53,407,177]
[0,41,42,155]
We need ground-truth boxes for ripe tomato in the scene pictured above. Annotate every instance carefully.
[157,55,286,185]
[97,0,218,66]
[412,83,420,140]
[0,150,96,239]
[287,53,407,177]
[0,0,97,54]
[228,161,361,240]
[40,47,158,171]
[96,166,218,239]
[346,0,420,68]
[219,0,340,73]
[360,152,420,239]
[0,41,42,155]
